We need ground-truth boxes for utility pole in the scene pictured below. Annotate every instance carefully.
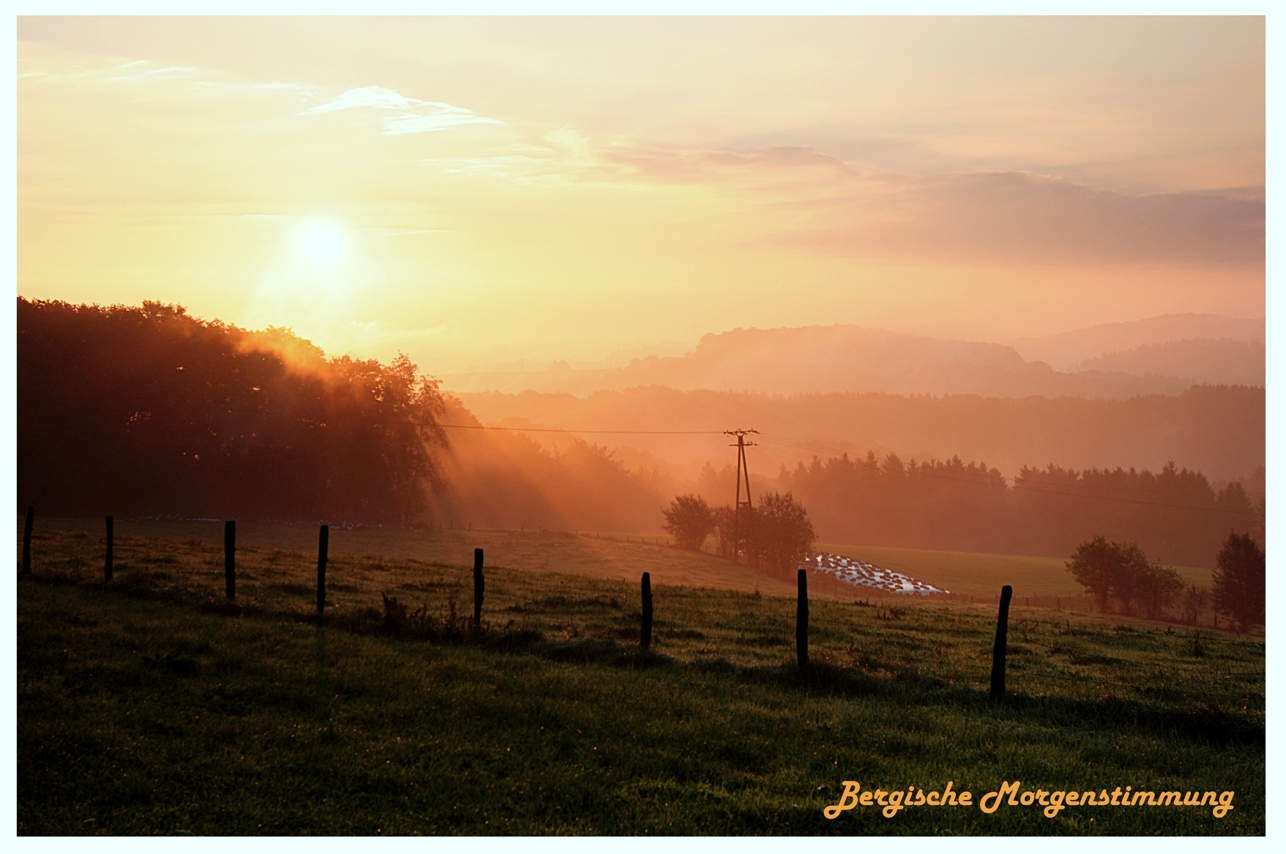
[725,428,757,564]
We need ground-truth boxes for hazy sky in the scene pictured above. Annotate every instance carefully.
[17,16,1264,372]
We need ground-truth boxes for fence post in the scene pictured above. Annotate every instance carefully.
[472,548,484,629]
[990,585,1013,700]
[317,524,329,616]
[104,516,114,582]
[641,571,653,649]
[22,506,33,575]
[224,520,236,601]
[797,569,809,669]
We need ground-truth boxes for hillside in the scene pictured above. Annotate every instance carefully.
[456,384,1265,484]
[1071,339,1265,386]
[1008,314,1264,370]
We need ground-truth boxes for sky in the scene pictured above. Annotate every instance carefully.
[16,16,1265,373]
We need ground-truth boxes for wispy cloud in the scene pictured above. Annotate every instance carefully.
[299,85,504,135]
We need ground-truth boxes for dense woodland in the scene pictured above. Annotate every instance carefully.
[767,454,1262,568]
[18,299,1264,568]
[18,299,446,523]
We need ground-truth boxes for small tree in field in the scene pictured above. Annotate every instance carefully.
[1212,531,1265,632]
[747,492,816,573]
[1066,536,1120,613]
[662,494,715,551]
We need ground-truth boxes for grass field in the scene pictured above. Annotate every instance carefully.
[18,519,1264,835]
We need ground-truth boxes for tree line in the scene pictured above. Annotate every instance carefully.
[18,298,447,523]
[1067,532,1265,631]
[757,452,1262,569]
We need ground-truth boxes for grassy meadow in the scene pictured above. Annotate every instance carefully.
[17,519,1264,835]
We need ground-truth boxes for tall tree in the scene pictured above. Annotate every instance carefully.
[1212,532,1265,632]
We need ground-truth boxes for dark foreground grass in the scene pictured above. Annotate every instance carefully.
[17,530,1264,835]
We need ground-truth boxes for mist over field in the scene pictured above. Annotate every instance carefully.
[18,298,1263,570]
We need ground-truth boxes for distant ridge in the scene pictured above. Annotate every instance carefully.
[1007,313,1264,369]
[1071,338,1265,387]
[441,324,1200,399]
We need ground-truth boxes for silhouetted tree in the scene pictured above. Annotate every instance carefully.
[1212,532,1265,632]
[1067,536,1183,618]
[662,494,715,551]
[711,504,738,559]
[746,492,816,574]
[1137,561,1185,620]
[1066,536,1121,613]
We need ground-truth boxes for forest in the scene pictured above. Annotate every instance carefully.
[17,298,1263,568]
[766,454,1261,568]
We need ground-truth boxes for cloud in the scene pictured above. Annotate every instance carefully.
[761,170,1264,268]
[591,143,857,184]
[299,85,504,135]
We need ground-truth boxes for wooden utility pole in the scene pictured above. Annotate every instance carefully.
[724,429,757,564]
[317,525,329,615]
[22,506,34,575]
[797,569,809,669]
[104,516,114,582]
[224,521,236,601]
[990,585,1013,700]
[641,572,653,650]
[473,548,484,629]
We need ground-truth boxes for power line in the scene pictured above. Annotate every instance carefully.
[439,423,724,436]
[440,423,1259,518]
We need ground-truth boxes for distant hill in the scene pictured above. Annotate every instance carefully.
[441,324,1195,399]
[1071,338,1265,386]
[456,384,1265,484]
[1007,314,1264,369]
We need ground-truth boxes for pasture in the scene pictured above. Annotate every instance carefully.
[17,519,1263,835]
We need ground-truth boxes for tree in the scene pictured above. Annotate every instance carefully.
[1180,583,1208,626]
[1137,561,1185,620]
[1069,536,1188,619]
[747,491,816,573]
[711,504,738,559]
[662,494,715,551]
[1066,536,1120,613]
[1212,531,1265,632]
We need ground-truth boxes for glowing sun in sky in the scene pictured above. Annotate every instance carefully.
[298,224,346,266]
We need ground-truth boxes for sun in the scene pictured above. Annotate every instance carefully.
[298,224,346,266]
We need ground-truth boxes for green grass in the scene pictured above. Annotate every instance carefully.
[18,523,1263,835]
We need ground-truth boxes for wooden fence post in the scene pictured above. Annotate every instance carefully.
[797,569,809,669]
[104,516,114,582]
[641,571,653,649]
[224,520,236,601]
[22,506,34,575]
[317,524,329,616]
[990,585,1013,700]
[472,548,484,629]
